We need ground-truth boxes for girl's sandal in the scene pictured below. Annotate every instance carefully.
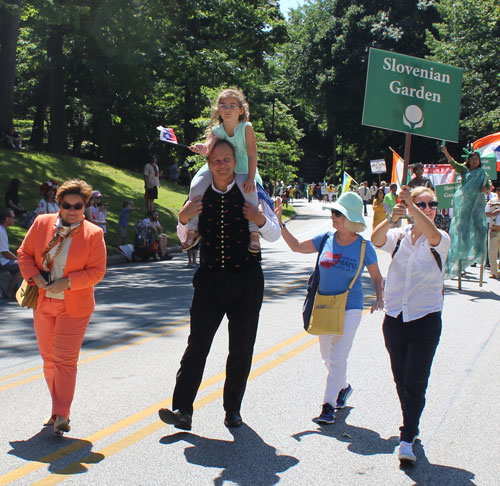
[248,233,261,254]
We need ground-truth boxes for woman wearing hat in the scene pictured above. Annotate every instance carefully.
[372,186,450,463]
[275,192,384,424]
[441,145,488,277]
[35,180,60,216]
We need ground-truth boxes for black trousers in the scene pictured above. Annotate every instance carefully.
[172,264,264,415]
[383,311,442,443]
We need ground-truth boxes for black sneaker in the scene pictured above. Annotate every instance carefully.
[313,403,335,424]
[336,384,353,409]
[158,408,192,431]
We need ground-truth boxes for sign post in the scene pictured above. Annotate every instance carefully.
[362,48,463,186]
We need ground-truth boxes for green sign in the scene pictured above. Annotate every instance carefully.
[362,48,463,142]
[481,155,497,180]
[435,183,460,209]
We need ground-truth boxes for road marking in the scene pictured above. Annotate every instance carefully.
[0,331,311,485]
[0,279,307,392]
[30,337,318,485]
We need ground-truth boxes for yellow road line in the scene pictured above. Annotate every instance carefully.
[0,331,310,485]
[31,337,318,485]
[0,279,306,390]
[0,318,190,385]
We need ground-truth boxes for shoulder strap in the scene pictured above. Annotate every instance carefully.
[391,234,403,258]
[347,239,366,292]
[391,229,442,271]
[430,248,442,271]
[313,233,330,272]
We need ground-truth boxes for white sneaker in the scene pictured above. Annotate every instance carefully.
[398,441,416,463]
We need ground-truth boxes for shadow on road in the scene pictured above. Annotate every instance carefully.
[292,408,476,485]
[401,440,476,485]
[8,427,104,474]
[159,424,298,486]
[292,407,399,456]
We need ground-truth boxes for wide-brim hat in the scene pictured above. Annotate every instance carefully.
[322,192,366,229]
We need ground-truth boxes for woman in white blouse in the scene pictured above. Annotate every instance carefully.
[35,180,60,216]
[372,186,450,465]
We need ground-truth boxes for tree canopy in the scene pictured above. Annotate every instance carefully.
[1,0,498,183]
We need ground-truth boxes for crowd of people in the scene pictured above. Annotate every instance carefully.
[1,92,497,469]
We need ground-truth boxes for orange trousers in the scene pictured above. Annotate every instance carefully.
[34,298,91,418]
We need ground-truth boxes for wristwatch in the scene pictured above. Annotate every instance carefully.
[386,214,397,225]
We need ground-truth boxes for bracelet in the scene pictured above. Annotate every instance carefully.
[280,222,286,229]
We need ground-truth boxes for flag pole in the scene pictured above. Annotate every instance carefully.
[402,133,412,186]
[162,140,191,149]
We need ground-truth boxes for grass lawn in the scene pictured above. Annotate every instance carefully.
[0,148,189,251]
[0,148,295,252]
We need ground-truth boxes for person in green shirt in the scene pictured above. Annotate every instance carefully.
[384,183,398,216]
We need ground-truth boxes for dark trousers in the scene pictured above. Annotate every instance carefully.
[362,199,368,215]
[383,312,442,442]
[172,264,264,415]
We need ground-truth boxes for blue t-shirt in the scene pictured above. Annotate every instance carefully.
[118,207,131,227]
[312,232,377,310]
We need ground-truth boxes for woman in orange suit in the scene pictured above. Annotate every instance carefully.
[18,179,106,435]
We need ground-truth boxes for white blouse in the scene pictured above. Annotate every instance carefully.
[377,225,451,322]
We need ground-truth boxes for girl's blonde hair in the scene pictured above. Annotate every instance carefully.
[207,88,250,133]
[410,186,436,202]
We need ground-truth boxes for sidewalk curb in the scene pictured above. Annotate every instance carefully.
[107,245,183,267]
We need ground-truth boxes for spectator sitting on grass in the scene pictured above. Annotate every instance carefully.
[118,200,140,245]
[137,211,171,260]
[4,125,22,149]
[4,178,27,218]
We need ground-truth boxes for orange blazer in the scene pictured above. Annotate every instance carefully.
[17,214,107,317]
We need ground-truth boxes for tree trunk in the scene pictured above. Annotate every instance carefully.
[0,0,21,133]
[30,103,46,150]
[47,26,67,153]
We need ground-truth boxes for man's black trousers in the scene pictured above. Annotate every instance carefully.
[172,264,264,415]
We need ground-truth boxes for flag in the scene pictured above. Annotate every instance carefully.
[157,126,178,143]
[390,150,407,191]
[414,164,456,186]
[390,149,411,190]
[341,172,355,194]
[473,132,500,172]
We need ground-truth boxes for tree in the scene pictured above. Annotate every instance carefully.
[426,0,500,141]
[280,0,440,181]
[0,0,22,132]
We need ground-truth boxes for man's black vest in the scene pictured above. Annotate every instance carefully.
[199,185,261,272]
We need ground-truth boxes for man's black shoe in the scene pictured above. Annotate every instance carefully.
[158,408,192,431]
[224,411,243,428]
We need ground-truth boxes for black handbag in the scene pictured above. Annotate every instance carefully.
[302,233,329,331]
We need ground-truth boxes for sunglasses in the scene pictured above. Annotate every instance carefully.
[415,201,438,210]
[330,209,344,217]
[61,202,84,210]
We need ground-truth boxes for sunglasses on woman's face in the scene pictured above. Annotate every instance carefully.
[330,209,343,217]
[415,201,438,210]
[61,202,84,210]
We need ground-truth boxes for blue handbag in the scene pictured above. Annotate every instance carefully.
[302,233,329,331]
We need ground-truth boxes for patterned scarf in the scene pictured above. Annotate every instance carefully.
[41,217,83,271]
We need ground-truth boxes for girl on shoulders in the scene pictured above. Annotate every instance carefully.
[188,88,261,253]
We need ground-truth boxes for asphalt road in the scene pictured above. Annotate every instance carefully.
[1,198,499,486]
